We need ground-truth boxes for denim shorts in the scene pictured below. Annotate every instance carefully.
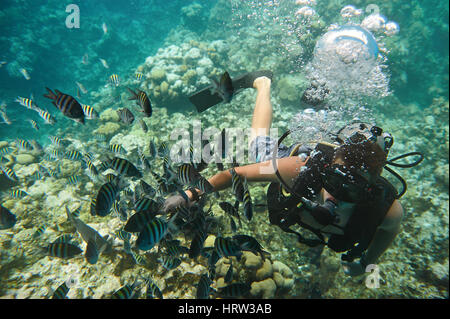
[249,136,300,163]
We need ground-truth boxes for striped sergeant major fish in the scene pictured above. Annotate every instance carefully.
[84,158,98,177]
[0,204,17,230]
[230,168,245,202]
[135,72,144,81]
[218,283,251,298]
[52,282,70,299]
[160,255,181,270]
[10,189,28,198]
[110,157,142,178]
[219,201,242,227]
[33,225,46,238]
[134,197,160,214]
[176,163,201,186]
[36,108,56,125]
[65,150,83,161]
[127,88,152,117]
[42,242,82,259]
[144,277,163,299]
[242,178,253,221]
[67,175,79,185]
[16,139,33,151]
[111,283,135,299]
[131,250,146,265]
[48,149,62,160]
[95,181,119,217]
[214,236,242,260]
[138,148,151,170]
[109,74,120,87]
[81,105,99,119]
[232,234,269,261]
[43,88,85,124]
[116,107,135,125]
[196,274,214,299]
[49,136,62,147]
[139,119,148,133]
[1,166,18,182]
[195,176,214,194]
[136,217,168,251]
[0,146,10,156]
[31,169,43,181]
[112,200,127,222]
[28,119,39,131]
[15,97,37,110]
[84,152,95,161]
[109,144,126,155]
[123,209,157,233]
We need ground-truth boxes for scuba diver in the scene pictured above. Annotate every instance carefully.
[166,75,423,277]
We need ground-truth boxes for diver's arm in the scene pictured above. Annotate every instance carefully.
[362,200,403,266]
[185,156,308,200]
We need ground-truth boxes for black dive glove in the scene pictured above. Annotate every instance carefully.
[162,188,199,213]
[162,194,188,213]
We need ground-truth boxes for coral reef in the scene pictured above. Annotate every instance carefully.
[0,0,447,300]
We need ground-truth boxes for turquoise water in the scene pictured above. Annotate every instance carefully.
[0,0,448,299]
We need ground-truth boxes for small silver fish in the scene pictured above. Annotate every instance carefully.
[75,81,88,94]
[19,68,31,80]
[99,58,109,69]
[81,53,89,65]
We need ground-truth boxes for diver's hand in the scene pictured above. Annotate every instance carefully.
[253,76,271,91]
[162,193,190,213]
[341,260,366,277]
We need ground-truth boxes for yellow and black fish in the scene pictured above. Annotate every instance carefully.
[242,180,253,221]
[135,72,144,81]
[65,150,83,161]
[43,242,82,259]
[95,182,118,217]
[127,87,152,117]
[16,139,33,151]
[36,108,56,125]
[15,97,36,110]
[109,74,120,87]
[1,166,18,182]
[52,282,70,299]
[81,105,99,119]
[116,107,135,125]
[28,119,39,131]
[109,144,126,155]
[44,88,85,124]
[110,157,142,178]
[177,163,200,186]
[136,217,168,251]
[10,189,28,198]
[0,204,17,230]
[111,284,134,299]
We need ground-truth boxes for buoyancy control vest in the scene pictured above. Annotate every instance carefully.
[267,141,400,261]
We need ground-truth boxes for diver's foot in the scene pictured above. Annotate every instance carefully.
[253,76,271,91]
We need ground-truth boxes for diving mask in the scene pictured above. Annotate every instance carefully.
[335,122,393,155]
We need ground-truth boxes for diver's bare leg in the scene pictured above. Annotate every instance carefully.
[250,76,272,142]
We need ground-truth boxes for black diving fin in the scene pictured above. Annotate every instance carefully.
[188,70,273,113]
